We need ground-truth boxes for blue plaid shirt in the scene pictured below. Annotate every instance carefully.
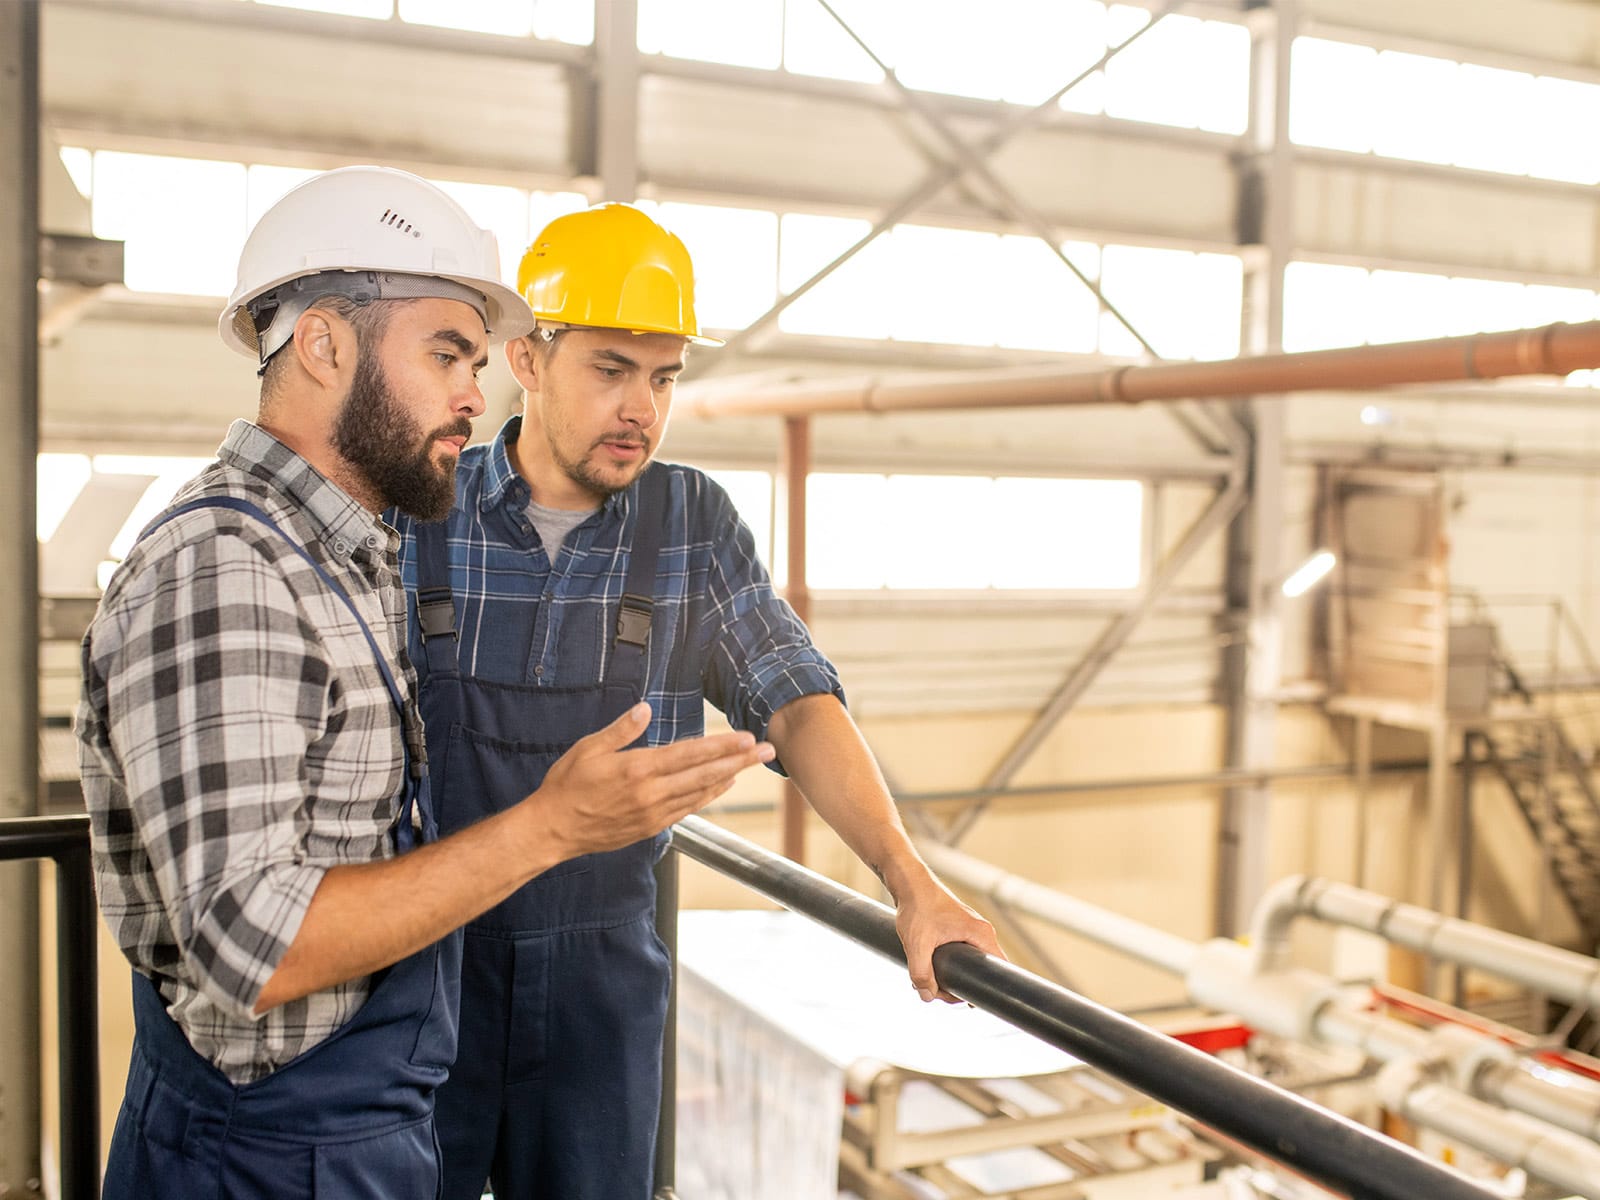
[392,417,843,756]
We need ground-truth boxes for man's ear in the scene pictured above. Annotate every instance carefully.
[292,308,356,391]
[505,334,541,392]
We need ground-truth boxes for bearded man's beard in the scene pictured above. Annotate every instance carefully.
[334,353,468,522]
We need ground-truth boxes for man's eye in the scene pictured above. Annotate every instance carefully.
[597,367,623,379]
[435,353,455,367]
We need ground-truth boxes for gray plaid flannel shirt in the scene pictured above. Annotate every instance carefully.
[76,420,413,1083]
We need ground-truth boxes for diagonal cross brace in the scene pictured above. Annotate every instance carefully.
[704,0,1181,374]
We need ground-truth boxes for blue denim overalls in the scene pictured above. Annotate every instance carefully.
[103,497,461,1200]
[412,465,672,1200]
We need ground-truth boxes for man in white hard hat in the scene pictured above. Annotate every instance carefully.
[76,166,773,1200]
[393,201,1002,1200]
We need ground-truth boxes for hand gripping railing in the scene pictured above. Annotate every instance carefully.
[669,814,1501,1200]
[0,814,100,1200]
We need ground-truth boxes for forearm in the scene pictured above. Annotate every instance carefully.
[255,800,557,1013]
[766,694,935,901]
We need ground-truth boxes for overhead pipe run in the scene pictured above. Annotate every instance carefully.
[919,840,1600,1197]
[681,320,1600,420]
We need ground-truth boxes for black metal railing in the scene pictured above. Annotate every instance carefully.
[0,813,100,1200]
[670,813,1500,1200]
[10,807,1506,1200]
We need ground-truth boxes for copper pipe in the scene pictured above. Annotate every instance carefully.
[780,416,810,864]
[682,321,1600,420]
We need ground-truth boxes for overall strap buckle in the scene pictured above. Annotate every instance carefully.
[416,586,456,641]
[616,593,653,649]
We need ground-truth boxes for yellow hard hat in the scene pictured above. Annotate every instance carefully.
[517,203,723,346]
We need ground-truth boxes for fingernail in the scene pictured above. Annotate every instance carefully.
[757,743,776,762]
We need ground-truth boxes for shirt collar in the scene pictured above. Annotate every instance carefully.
[482,414,634,521]
[216,419,396,565]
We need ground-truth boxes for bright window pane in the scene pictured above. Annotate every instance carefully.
[895,0,1078,103]
[653,202,778,331]
[804,473,1142,591]
[993,0,1084,105]
[1105,12,1249,134]
[778,213,891,339]
[992,237,1100,354]
[807,474,889,588]
[38,454,93,543]
[1099,244,1240,360]
[59,146,92,198]
[1282,262,1369,352]
[257,0,391,17]
[434,179,530,291]
[533,0,593,44]
[1519,284,1598,328]
[990,478,1142,589]
[96,456,216,560]
[704,469,773,565]
[883,475,995,588]
[1289,37,1376,152]
[637,0,781,69]
[782,0,889,82]
[1445,277,1529,335]
[400,0,533,35]
[1453,63,1534,175]
[1190,252,1244,360]
[1366,270,1458,344]
[884,225,1001,345]
[1370,51,1460,166]
[1527,77,1600,184]
[1054,0,1110,114]
[1192,20,1252,135]
[92,152,246,296]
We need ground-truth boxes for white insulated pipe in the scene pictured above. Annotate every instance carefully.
[1188,941,1600,1146]
[916,839,1200,976]
[1377,1061,1600,1200]
[1249,875,1600,1010]
[921,840,1600,1190]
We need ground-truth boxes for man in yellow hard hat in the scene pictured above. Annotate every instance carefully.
[78,170,772,1200]
[391,201,1001,1200]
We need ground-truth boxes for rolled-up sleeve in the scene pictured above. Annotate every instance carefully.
[95,533,330,1020]
[696,488,845,768]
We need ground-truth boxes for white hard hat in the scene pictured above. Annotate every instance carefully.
[219,164,534,364]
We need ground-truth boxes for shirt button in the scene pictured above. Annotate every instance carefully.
[533,665,545,678]
[332,539,351,555]
[364,534,380,549]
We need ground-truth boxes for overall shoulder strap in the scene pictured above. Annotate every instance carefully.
[608,464,670,688]
[410,518,460,677]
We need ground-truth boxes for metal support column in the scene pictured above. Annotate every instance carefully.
[1216,0,1296,937]
[1454,732,1476,1010]
[1354,713,1373,888]
[0,2,44,1194]
[593,0,639,201]
[1424,719,1453,998]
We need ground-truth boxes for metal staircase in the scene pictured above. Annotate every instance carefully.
[1471,618,1600,948]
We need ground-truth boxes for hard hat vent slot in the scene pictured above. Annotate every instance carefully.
[380,209,423,239]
